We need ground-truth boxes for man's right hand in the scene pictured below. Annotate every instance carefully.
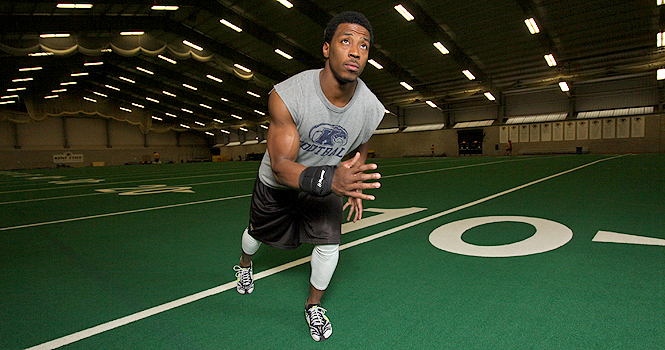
[331,152,381,200]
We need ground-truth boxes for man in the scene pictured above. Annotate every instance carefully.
[232,11,384,342]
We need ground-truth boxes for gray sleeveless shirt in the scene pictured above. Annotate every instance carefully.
[258,68,384,189]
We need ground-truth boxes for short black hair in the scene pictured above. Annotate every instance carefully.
[323,11,373,46]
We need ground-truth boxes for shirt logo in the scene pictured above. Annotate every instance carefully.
[309,123,348,148]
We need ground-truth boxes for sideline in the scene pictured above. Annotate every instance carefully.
[24,154,627,349]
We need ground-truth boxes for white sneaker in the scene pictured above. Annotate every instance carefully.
[305,304,332,341]
[233,263,254,294]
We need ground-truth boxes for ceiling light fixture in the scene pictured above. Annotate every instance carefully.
[368,59,383,69]
[524,18,540,34]
[181,108,194,114]
[83,97,97,103]
[70,72,88,77]
[275,49,293,59]
[239,127,248,132]
[462,70,476,80]
[220,129,230,134]
[7,88,26,92]
[84,61,103,66]
[260,125,268,129]
[205,132,215,136]
[60,81,77,86]
[658,68,665,80]
[200,103,213,109]
[484,92,496,101]
[658,32,665,47]
[151,5,179,10]
[40,33,70,38]
[180,124,190,128]
[120,31,144,36]
[12,78,33,82]
[400,82,413,90]
[57,3,93,9]
[2,95,19,99]
[52,89,67,93]
[136,67,154,75]
[92,91,107,97]
[146,97,160,103]
[206,74,223,83]
[544,54,557,67]
[19,67,43,72]
[29,52,53,57]
[44,95,59,99]
[119,107,132,112]
[254,110,265,115]
[232,114,243,119]
[394,4,414,21]
[182,83,198,91]
[425,101,437,108]
[559,81,570,92]
[433,42,449,55]
[162,91,177,97]
[213,119,224,123]
[183,40,203,51]
[276,0,293,8]
[247,91,261,98]
[105,85,120,91]
[119,76,135,83]
[165,112,177,117]
[195,121,205,126]
[132,103,145,108]
[234,63,251,73]
[220,19,242,32]
[152,116,163,121]
[158,55,177,64]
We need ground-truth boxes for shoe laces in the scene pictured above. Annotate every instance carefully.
[307,306,327,327]
[233,265,252,286]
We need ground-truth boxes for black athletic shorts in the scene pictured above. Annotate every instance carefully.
[247,176,343,250]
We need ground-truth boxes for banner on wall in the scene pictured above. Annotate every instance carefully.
[631,117,645,138]
[589,120,602,139]
[576,121,589,140]
[500,126,509,144]
[541,123,552,141]
[564,121,576,140]
[53,152,84,164]
[603,118,616,139]
[553,122,564,141]
[530,124,540,142]
[617,118,630,138]
[519,125,530,142]
[510,125,519,142]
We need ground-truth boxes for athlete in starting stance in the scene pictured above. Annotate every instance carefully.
[233,11,384,341]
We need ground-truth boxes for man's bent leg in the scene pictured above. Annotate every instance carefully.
[305,244,338,341]
[234,228,261,295]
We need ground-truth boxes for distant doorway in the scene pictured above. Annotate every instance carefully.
[458,129,483,156]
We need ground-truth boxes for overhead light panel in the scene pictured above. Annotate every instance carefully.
[206,74,223,83]
[71,72,88,77]
[84,61,103,66]
[260,125,269,129]
[2,95,19,99]
[658,32,665,47]
[254,110,265,115]
[247,91,261,98]
[232,114,243,120]
[182,108,194,114]
[400,82,413,90]
[158,55,177,64]
[7,88,26,92]
[659,0,665,5]
[484,92,496,101]
[368,59,383,69]
[524,18,540,34]
[220,19,242,32]
[120,31,144,36]
[658,68,665,80]
[83,97,97,103]
[394,4,414,21]
[195,121,205,126]
[152,116,163,121]
[275,49,293,59]
[146,97,160,103]
[12,78,33,82]
[29,52,53,57]
[57,3,93,9]
[214,119,224,123]
[119,76,135,83]
[60,81,77,86]
[559,81,570,92]
[182,83,198,91]
[425,101,437,108]
[44,95,59,99]
[462,70,476,80]
[19,67,42,72]
[276,0,293,8]
[0,100,16,105]
[183,40,203,51]
[205,132,215,136]
[151,5,179,10]
[220,129,230,134]
[136,67,154,75]
[239,127,248,132]
[105,84,120,91]
[220,97,229,102]
[544,54,557,67]
[120,107,132,113]
[40,33,70,38]
[180,124,190,129]
[165,112,177,118]
[200,103,212,109]
[52,89,67,93]
[132,103,145,109]
[162,91,177,97]
[234,63,251,73]
[433,42,449,55]
[92,91,108,97]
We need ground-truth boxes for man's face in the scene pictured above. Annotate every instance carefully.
[323,22,370,84]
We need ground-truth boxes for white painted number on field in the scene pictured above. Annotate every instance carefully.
[96,184,195,195]
[429,216,574,257]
